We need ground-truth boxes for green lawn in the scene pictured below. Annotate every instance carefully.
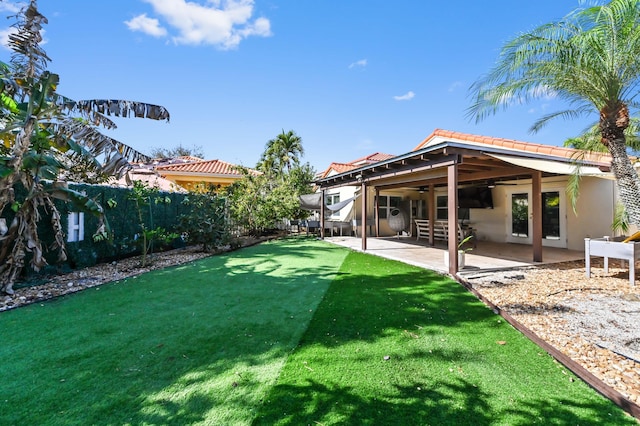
[0,238,634,425]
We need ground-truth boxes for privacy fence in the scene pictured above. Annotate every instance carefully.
[55,183,191,269]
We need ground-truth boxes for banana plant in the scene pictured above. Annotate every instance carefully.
[0,1,170,294]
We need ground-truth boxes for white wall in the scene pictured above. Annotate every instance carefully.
[343,175,618,251]
[568,176,618,248]
[324,185,358,222]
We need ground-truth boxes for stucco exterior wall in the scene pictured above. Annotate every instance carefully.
[568,176,618,248]
[346,175,618,252]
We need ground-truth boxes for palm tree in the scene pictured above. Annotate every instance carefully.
[468,0,640,225]
[261,129,304,174]
[0,1,170,294]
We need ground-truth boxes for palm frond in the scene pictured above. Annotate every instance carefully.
[69,100,170,122]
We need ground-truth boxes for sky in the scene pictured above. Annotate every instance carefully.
[0,0,597,172]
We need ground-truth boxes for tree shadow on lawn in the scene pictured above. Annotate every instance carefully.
[254,376,625,426]
[0,239,349,425]
[0,240,631,425]
[254,250,635,425]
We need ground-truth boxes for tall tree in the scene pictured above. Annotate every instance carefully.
[0,1,170,294]
[149,144,204,160]
[468,0,640,225]
[259,129,304,174]
[228,130,314,235]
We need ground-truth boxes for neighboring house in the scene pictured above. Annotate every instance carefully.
[315,129,621,272]
[317,153,395,224]
[109,168,185,192]
[155,158,256,191]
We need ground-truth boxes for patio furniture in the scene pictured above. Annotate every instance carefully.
[414,219,430,240]
[352,219,375,237]
[388,208,408,235]
[415,219,449,241]
[415,219,469,244]
[585,236,640,285]
[324,221,351,236]
[303,220,320,236]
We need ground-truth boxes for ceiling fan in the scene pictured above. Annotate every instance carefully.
[485,179,517,188]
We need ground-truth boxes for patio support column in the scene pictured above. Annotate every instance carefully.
[428,183,435,246]
[532,171,543,262]
[361,181,367,251]
[447,164,459,274]
[320,188,325,239]
[374,187,380,237]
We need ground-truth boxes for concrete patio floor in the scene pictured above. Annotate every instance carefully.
[324,236,585,277]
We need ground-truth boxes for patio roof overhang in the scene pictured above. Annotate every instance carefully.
[315,140,612,190]
[314,138,613,275]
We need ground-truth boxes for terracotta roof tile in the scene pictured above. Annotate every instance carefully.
[318,152,396,179]
[412,128,612,165]
[319,162,358,179]
[155,159,252,176]
[349,152,396,165]
[175,155,204,162]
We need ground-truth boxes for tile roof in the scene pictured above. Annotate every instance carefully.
[319,162,357,179]
[348,152,396,165]
[108,169,185,192]
[155,159,251,176]
[413,129,612,165]
[174,155,205,162]
[318,153,396,179]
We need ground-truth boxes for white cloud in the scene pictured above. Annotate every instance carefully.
[0,26,47,51]
[130,0,272,49]
[356,138,374,150]
[529,85,557,100]
[125,14,168,37]
[349,59,367,69]
[0,1,24,14]
[393,91,415,101]
[0,27,16,51]
[448,81,462,92]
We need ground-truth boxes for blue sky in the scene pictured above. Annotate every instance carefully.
[0,1,594,172]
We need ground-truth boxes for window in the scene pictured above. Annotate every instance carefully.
[67,212,85,242]
[326,193,340,218]
[436,196,470,221]
[542,191,560,240]
[378,195,402,219]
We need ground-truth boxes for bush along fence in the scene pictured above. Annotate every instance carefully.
[53,183,191,271]
[0,180,236,284]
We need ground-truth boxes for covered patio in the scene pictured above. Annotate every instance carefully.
[324,235,584,276]
[314,129,613,276]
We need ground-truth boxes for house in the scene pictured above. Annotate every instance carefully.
[155,158,256,192]
[315,129,620,274]
[316,153,395,234]
[109,167,185,192]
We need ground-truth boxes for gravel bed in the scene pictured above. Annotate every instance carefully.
[464,258,640,405]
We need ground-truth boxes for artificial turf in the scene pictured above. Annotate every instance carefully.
[0,238,348,425]
[0,238,634,425]
[253,249,635,425]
